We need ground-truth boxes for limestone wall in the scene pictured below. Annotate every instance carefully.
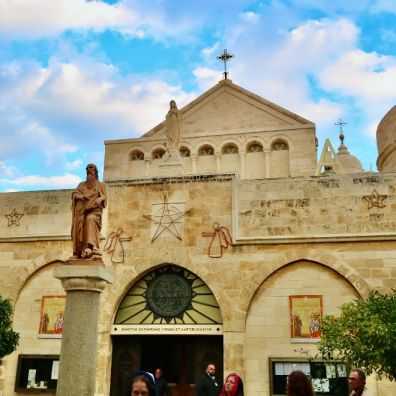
[236,173,396,240]
[0,175,395,396]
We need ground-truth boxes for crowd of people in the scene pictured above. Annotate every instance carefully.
[124,364,370,396]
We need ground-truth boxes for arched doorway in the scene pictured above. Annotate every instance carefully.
[110,265,223,396]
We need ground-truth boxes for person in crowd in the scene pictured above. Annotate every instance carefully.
[154,368,172,396]
[348,368,372,396]
[286,370,314,396]
[125,371,155,396]
[196,362,220,396]
[219,373,244,396]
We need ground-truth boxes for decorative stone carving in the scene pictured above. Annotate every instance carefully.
[362,189,387,209]
[202,222,232,258]
[5,208,24,226]
[104,227,132,263]
[143,194,188,242]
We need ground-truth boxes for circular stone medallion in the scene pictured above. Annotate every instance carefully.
[146,274,192,318]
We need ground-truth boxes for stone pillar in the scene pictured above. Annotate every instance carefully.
[215,152,221,172]
[145,158,151,177]
[264,149,270,178]
[191,154,197,174]
[239,150,246,179]
[53,263,114,396]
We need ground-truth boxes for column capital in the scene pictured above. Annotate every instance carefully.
[54,264,114,292]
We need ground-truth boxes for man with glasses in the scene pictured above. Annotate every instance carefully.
[348,368,372,396]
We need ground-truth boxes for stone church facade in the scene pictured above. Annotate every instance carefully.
[0,79,395,395]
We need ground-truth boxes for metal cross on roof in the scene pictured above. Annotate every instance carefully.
[335,118,347,144]
[217,49,234,80]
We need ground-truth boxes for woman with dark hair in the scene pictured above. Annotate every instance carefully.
[287,370,314,396]
[219,373,244,396]
[124,371,155,396]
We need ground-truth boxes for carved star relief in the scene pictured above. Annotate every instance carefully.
[143,194,189,242]
[5,208,24,226]
[362,189,387,209]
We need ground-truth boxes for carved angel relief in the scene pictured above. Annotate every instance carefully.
[202,222,232,258]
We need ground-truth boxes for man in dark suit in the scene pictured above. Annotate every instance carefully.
[154,368,172,396]
[196,363,220,396]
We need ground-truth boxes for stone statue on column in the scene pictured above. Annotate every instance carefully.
[71,163,107,260]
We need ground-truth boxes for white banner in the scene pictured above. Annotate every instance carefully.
[111,324,223,335]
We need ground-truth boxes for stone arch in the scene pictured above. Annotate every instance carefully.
[105,262,224,330]
[244,257,361,396]
[117,264,222,325]
[10,250,69,304]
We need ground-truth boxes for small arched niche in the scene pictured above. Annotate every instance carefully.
[152,148,166,159]
[130,150,144,161]
[246,141,263,153]
[222,143,239,154]
[198,144,215,156]
[180,146,191,157]
[270,139,290,177]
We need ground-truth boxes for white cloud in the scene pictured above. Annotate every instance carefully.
[239,11,260,23]
[0,56,196,170]
[64,159,83,171]
[370,0,396,14]
[319,50,396,100]
[0,0,137,39]
[0,0,209,43]
[201,42,221,58]
[0,161,18,177]
[3,173,82,189]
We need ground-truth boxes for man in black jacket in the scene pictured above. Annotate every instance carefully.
[154,368,172,396]
[196,363,220,396]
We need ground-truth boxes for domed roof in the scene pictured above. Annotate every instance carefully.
[337,143,364,174]
[376,105,396,171]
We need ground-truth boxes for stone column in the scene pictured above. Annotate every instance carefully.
[145,158,151,177]
[215,152,221,173]
[54,263,114,396]
[239,150,246,179]
[191,154,197,174]
[264,149,270,178]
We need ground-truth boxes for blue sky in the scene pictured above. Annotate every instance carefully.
[1,0,396,192]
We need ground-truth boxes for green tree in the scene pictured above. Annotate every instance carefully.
[0,296,19,359]
[318,289,396,381]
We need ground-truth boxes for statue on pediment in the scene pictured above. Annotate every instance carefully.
[165,100,182,151]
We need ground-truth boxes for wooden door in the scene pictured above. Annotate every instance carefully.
[110,335,223,396]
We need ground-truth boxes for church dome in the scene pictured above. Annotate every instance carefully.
[376,105,396,172]
[337,143,364,174]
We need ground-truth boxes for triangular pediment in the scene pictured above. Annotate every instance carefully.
[143,79,314,139]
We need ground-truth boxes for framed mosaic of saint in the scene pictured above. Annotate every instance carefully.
[289,295,323,341]
[38,296,65,338]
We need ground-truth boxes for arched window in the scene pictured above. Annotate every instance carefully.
[130,150,144,161]
[198,145,215,156]
[247,142,263,153]
[222,143,239,154]
[152,148,166,159]
[271,140,289,151]
[180,146,191,157]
